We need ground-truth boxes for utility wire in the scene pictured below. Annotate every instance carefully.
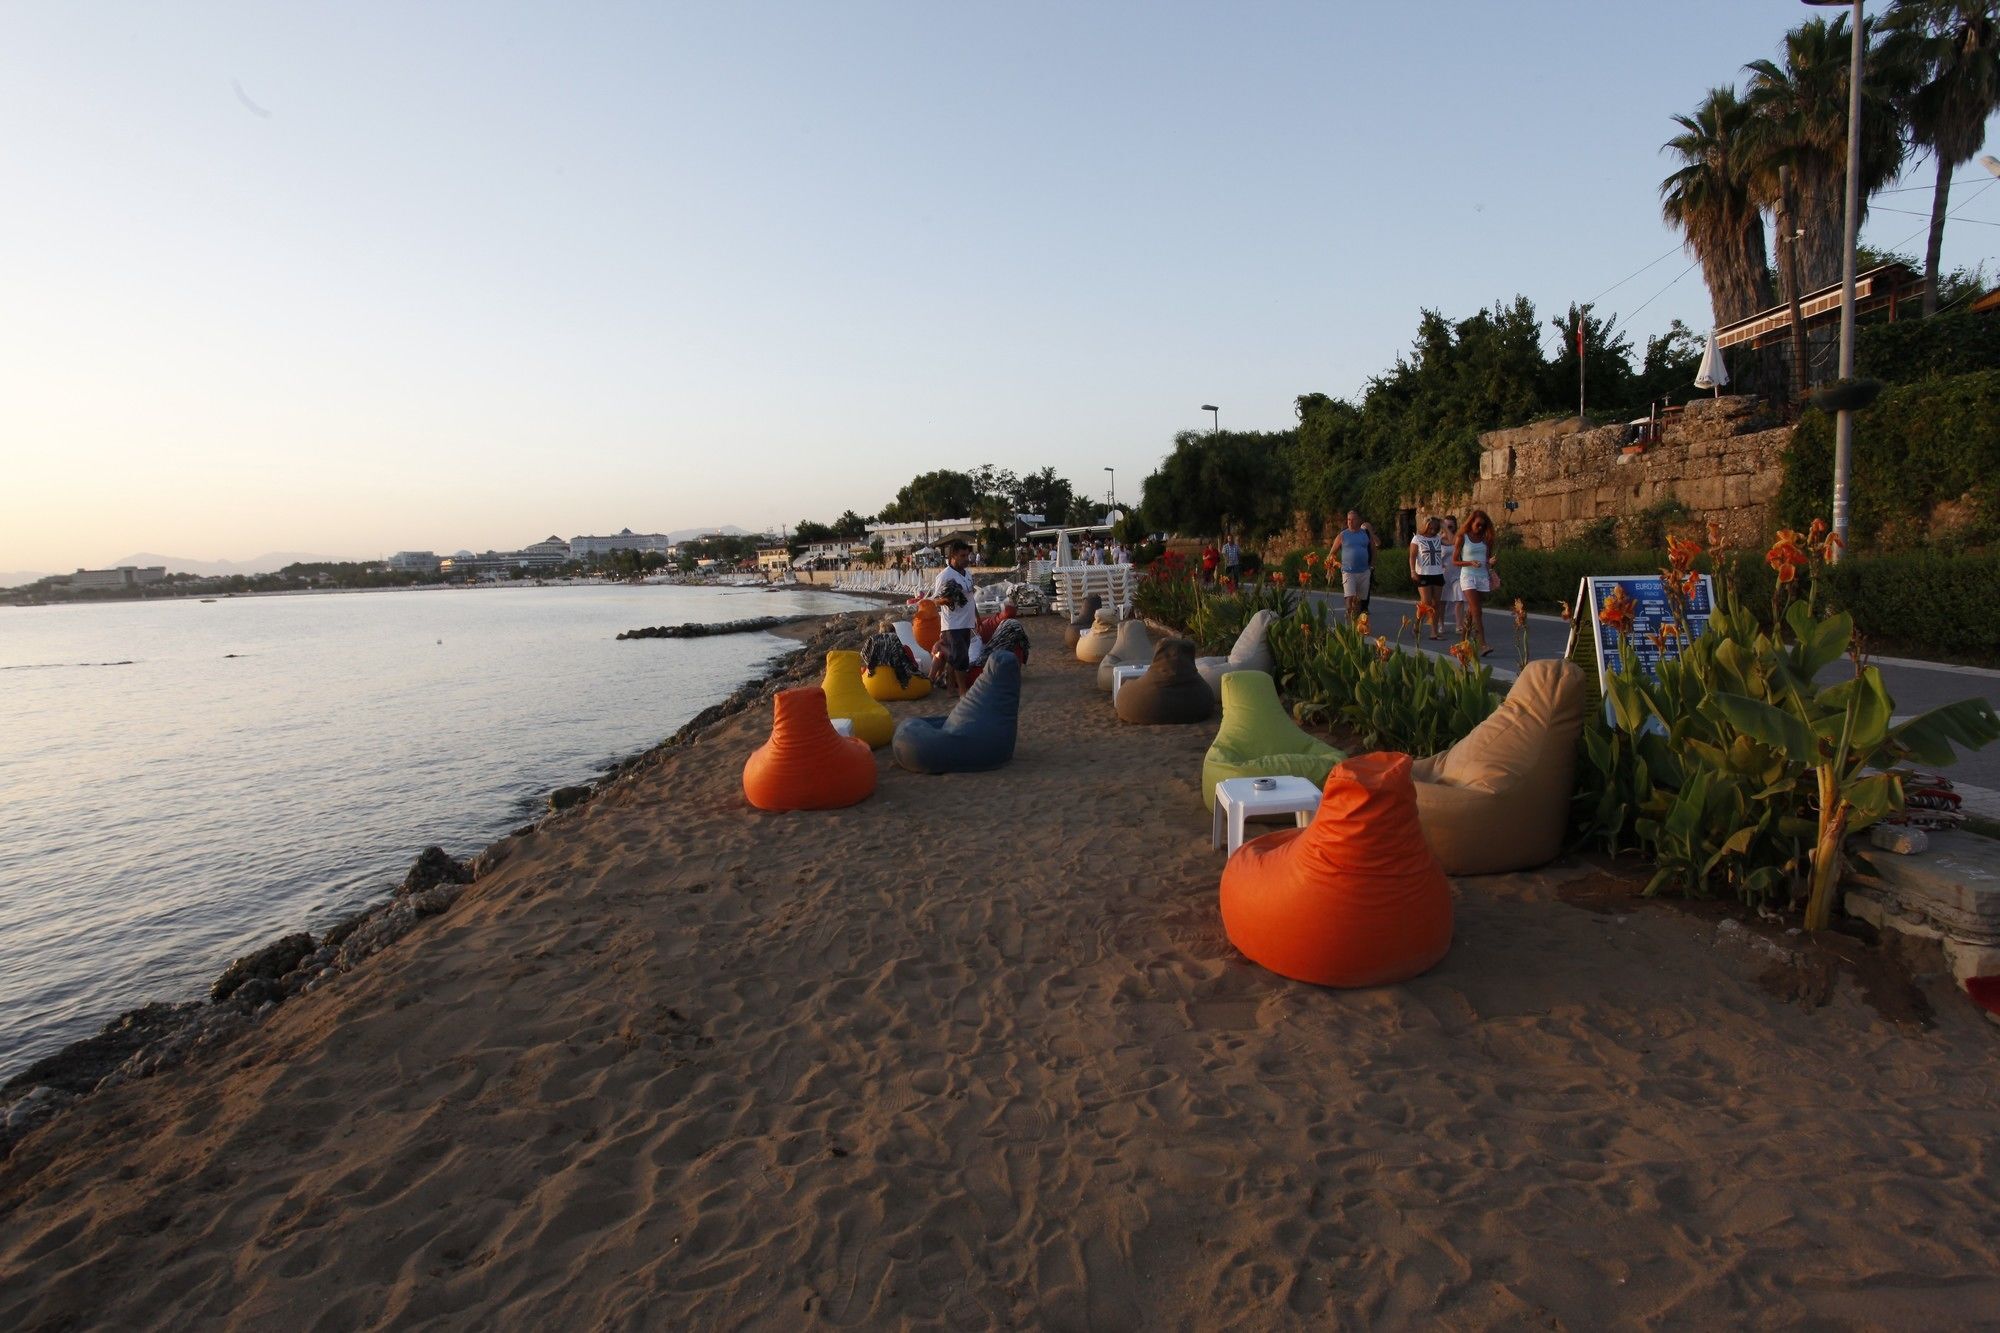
[1587,243,1686,305]
[1622,259,1702,324]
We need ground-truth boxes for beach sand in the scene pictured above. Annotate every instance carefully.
[3,612,1998,1328]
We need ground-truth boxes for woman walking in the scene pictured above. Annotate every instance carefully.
[1408,516,1448,639]
[1453,509,1498,657]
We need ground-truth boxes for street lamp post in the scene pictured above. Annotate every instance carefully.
[1804,0,1863,561]
[1104,466,1116,513]
[1201,403,1220,434]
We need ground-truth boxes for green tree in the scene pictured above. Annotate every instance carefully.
[1880,1,2000,314]
[1140,429,1294,540]
[832,509,871,540]
[881,470,976,526]
[1013,466,1076,526]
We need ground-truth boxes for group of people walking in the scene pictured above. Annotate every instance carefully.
[1406,509,1499,656]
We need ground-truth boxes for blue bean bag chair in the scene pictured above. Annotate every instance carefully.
[893,649,1021,774]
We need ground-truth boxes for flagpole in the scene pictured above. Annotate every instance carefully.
[1577,315,1586,422]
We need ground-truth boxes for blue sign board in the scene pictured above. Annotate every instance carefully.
[1573,573,1714,700]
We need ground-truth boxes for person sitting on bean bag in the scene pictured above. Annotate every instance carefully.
[861,624,932,702]
[1064,594,1102,650]
[820,649,895,748]
[1116,638,1215,725]
[1096,618,1154,691]
[1201,670,1344,811]
[893,649,1021,774]
[742,686,877,811]
[1075,608,1119,665]
[975,602,1018,643]
[1219,752,1451,987]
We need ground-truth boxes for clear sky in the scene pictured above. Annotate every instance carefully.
[3,1,1995,572]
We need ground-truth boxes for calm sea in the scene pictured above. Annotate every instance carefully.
[0,583,875,1081]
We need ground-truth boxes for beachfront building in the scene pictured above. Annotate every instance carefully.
[519,536,571,568]
[755,547,791,575]
[385,551,441,573]
[68,566,167,590]
[439,537,569,578]
[570,528,671,560]
[865,518,974,552]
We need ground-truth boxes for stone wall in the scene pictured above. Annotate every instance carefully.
[1411,395,1793,551]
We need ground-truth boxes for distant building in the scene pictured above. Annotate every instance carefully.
[439,537,568,578]
[570,528,670,560]
[865,518,974,551]
[519,536,571,568]
[386,551,441,573]
[69,566,166,590]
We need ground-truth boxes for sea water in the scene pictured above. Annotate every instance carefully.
[0,583,876,1080]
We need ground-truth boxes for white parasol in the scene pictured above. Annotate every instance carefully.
[1694,327,1729,395]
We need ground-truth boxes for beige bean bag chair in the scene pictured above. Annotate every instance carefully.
[1096,619,1155,691]
[1410,658,1586,876]
[1196,609,1278,698]
[1076,608,1119,665]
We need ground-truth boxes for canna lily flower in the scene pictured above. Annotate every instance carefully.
[1765,529,1808,583]
[1599,585,1637,634]
[1559,600,1572,623]
[1820,529,1844,563]
[1807,517,1828,544]
[1666,535,1703,572]
[1297,570,1311,586]
[1355,612,1370,636]
[1511,597,1527,628]
[1447,640,1475,667]
[1304,550,1320,565]
[1375,635,1393,661]
[1705,519,1724,548]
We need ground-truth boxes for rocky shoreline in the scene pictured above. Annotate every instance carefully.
[616,613,825,640]
[0,609,882,1159]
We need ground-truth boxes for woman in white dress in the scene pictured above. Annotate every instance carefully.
[1452,509,1498,657]
[1439,515,1464,636]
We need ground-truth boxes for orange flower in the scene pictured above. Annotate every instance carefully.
[1375,636,1393,662]
[1599,585,1637,634]
[1666,535,1703,572]
[1559,600,1572,623]
[1807,517,1828,544]
[1511,597,1527,628]
[1355,612,1370,636]
[1270,571,1284,585]
[1304,550,1321,566]
[1705,519,1724,548]
[1820,529,1844,563]
[1447,640,1475,666]
[1297,570,1311,586]
[1765,530,1808,583]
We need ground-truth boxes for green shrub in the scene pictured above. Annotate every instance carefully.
[1857,310,2000,384]
[1618,498,1691,550]
[1778,369,2000,548]
[1819,551,2000,659]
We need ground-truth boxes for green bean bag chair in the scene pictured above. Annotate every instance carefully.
[1096,618,1154,691]
[1201,670,1346,812]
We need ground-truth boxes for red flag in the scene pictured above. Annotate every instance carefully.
[1577,320,1586,362]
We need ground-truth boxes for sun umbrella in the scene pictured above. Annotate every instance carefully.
[1694,328,1729,396]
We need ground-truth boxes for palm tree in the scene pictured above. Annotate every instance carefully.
[1745,15,1908,293]
[1661,86,1776,326]
[1880,1,2000,313]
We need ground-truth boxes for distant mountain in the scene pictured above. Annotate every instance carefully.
[111,551,345,577]
[665,525,754,542]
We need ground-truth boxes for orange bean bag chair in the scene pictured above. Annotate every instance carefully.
[912,599,942,654]
[742,687,877,811]
[1219,752,1452,988]
[821,649,895,748]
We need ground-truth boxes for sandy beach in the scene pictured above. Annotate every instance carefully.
[3,611,1998,1329]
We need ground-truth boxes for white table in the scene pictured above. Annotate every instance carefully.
[1111,663,1147,702]
[1211,776,1322,854]
[831,718,854,737]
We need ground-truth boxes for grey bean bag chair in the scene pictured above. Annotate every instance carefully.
[1075,608,1119,665]
[1116,639,1216,726]
[892,650,1022,774]
[1096,618,1155,691]
[1064,594,1103,650]
[1196,609,1279,698]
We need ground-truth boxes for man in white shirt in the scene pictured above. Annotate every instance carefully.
[931,540,979,690]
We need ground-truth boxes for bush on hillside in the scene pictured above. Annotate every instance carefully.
[1858,310,2000,384]
[1778,370,2000,548]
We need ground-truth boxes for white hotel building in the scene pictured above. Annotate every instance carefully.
[570,528,671,560]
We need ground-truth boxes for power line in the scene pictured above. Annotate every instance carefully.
[1874,173,1991,195]
[1622,259,1702,324]
[1587,243,1686,305]
[1872,203,2000,227]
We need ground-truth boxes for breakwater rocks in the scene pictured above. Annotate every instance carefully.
[617,614,820,640]
[0,608,886,1162]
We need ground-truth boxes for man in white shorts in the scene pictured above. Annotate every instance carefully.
[1335,510,1374,623]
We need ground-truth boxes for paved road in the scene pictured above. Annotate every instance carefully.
[1304,591,2000,792]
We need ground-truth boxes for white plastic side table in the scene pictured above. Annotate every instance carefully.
[1211,776,1322,854]
[1111,663,1147,702]
[831,718,855,737]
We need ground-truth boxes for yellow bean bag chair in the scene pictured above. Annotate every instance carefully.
[863,665,932,701]
[1201,670,1345,812]
[1410,658,1585,875]
[820,650,895,748]
[1075,609,1119,665]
